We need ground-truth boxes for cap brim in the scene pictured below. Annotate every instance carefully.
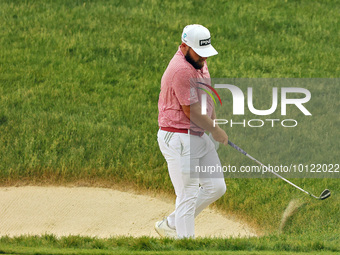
[192,45,218,57]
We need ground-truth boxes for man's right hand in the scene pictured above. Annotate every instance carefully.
[211,126,228,146]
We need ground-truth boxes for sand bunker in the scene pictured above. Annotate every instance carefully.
[0,186,256,238]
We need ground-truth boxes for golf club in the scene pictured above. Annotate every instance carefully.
[228,140,331,200]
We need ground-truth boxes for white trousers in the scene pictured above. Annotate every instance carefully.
[157,129,226,238]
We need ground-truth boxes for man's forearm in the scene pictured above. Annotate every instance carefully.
[190,106,218,133]
[182,103,217,132]
[181,102,228,145]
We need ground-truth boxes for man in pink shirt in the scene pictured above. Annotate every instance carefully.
[155,24,228,239]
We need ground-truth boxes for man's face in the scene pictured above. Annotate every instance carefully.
[185,48,207,69]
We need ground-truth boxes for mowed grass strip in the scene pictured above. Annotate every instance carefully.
[0,235,339,254]
[0,0,339,248]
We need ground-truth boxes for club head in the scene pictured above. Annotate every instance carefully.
[319,189,331,200]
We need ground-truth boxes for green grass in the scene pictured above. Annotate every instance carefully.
[0,0,339,253]
[1,246,336,255]
[0,235,339,254]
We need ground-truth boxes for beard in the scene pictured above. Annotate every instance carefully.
[185,50,204,69]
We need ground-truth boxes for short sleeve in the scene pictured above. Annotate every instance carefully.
[172,68,198,106]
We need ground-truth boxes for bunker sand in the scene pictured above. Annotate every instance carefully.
[0,186,256,238]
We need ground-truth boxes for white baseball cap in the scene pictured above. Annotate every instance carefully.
[181,24,218,57]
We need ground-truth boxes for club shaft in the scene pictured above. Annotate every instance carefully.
[228,140,318,198]
[246,153,310,196]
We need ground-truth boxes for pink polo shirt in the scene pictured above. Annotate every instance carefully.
[158,46,214,132]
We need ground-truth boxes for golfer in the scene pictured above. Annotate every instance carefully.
[155,24,228,239]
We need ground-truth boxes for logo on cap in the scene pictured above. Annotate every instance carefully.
[199,37,211,46]
[182,33,187,42]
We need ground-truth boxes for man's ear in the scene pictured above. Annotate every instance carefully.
[181,42,190,54]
